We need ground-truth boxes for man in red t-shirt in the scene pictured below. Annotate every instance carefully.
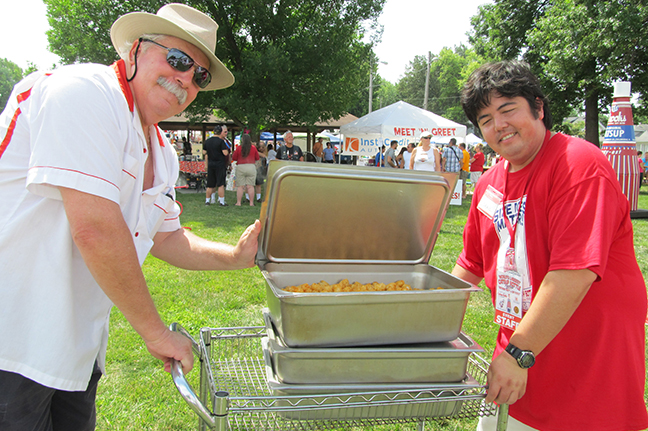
[454,61,648,431]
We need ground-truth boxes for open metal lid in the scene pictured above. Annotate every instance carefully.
[256,161,458,266]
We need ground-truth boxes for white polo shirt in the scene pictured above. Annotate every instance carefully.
[0,60,182,391]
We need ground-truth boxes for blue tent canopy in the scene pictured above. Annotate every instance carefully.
[260,132,284,141]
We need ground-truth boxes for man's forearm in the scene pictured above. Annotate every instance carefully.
[509,269,596,355]
[152,220,261,271]
[451,264,483,285]
[152,229,238,270]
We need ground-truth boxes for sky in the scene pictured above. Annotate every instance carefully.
[1,0,491,82]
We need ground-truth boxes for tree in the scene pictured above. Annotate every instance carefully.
[469,0,648,146]
[346,68,399,118]
[0,59,24,111]
[397,46,485,126]
[374,79,400,112]
[44,0,384,138]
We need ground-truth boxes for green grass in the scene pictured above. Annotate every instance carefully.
[95,187,648,430]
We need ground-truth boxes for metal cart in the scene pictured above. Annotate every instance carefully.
[170,324,509,431]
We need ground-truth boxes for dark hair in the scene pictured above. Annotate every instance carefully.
[398,147,407,156]
[449,138,457,145]
[240,134,252,158]
[267,143,274,151]
[461,60,552,130]
[214,124,225,134]
[391,140,398,146]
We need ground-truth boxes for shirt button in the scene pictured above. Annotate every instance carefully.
[143,148,147,153]
[135,232,139,237]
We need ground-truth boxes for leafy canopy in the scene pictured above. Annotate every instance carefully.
[44,0,385,136]
[0,59,25,111]
[468,0,648,145]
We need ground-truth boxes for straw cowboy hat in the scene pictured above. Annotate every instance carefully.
[110,3,234,91]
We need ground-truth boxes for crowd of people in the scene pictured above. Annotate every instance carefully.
[176,128,339,206]
[373,133,488,198]
[187,127,493,205]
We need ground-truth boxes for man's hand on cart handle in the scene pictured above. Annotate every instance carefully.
[485,350,527,405]
[145,328,195,374]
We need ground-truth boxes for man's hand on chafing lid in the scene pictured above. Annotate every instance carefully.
[59,187,194,373]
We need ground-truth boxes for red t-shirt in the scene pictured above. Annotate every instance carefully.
[457,132,648,430]
[232,145,259,165]
[470,152,485,172]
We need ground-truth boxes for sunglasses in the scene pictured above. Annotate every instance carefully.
[140,38,212,89]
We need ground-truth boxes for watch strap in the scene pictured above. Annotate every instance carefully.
[505,342,535,368]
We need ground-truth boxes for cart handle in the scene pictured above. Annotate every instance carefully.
[497,404,509,431]
[169,322,219,429]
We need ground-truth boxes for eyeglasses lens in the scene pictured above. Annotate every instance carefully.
[166,48,212,89]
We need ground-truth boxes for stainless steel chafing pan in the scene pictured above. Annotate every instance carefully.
[263,310,483,384]
[257,162,479,347]
[262,338,482,421]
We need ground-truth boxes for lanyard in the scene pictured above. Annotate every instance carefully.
[500,130,550,249]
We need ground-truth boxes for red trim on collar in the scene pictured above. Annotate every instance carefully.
[112,59,134,112]
[154,124,165,147]
[1,86,38,159]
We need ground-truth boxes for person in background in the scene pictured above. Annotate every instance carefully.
[231,134,259,206]
[402,142,415,169]
[203,124,230,206]
[396,146,408,169]
[410,131,441,171]
[454,60,648,431]
[323,141,336,163]
[459,142,470,198]
[442,137,462,174]
[171,137,182,154]
[0,4,262,430]
[267,143,277,162]
[253,141,267,202]
[469,143,485,185]
[375,145,385,167]
[313,137,324,162]
[638,151,644,188]
[182,136,192,157]
[384,140,399,168]
[275,130,304,161]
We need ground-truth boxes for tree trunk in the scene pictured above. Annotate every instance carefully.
[584,87,600,147]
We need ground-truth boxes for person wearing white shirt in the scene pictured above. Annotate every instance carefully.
[402,142,414,169]
[0,5,261,430]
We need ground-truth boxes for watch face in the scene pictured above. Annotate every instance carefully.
[519,352,535,368]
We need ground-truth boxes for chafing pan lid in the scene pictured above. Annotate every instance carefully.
[257,161,458,265]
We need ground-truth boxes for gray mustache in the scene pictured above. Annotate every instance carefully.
[157,77,187,105]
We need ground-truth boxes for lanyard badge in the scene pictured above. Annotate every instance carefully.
[495,209,525,331]
[495,250,525,330]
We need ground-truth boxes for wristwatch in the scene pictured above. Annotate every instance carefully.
[505,343,535,369]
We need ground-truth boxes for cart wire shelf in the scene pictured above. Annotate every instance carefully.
[176,325,500,431]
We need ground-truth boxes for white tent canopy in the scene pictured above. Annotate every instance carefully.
[465,133,485,145]
[339,101,467,155]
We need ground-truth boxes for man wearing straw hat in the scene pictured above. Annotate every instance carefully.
[0,4,260,430]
